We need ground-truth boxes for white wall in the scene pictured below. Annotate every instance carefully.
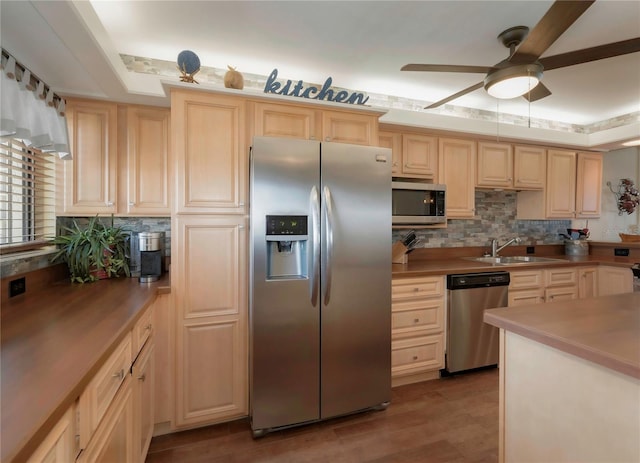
[576,147,640,241]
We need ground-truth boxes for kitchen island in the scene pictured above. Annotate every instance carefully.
[484,293,640,463]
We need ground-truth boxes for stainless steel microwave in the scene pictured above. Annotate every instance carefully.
[392,181,447,224]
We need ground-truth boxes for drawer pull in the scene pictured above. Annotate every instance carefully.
[413,287,420,292]
[137,373,146,382]
[412,355,419,360]
[145,323,152,331]
[112,369,125,380]
[413,318,420,323]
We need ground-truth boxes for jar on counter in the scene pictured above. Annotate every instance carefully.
[564,239,589,256]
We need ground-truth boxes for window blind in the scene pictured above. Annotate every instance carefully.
[0,139,56,248]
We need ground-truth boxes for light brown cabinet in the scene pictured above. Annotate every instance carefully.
[517,150,602,219]
[26,405,78,463]
[133,340,154,463]
[59,100,170,216]
[173,215,248,428]
[476,143,545,190]
[439,137,476,218]
[152,294,173,434]
[172,90,247,214]
[391,276,445,386]
[578,266,598,299]
[250,100,379,146]
[123,106,171,215]
[379,130,437,179]
[597,266,633,296]
[60,99,118,215]
[508,267,578,306]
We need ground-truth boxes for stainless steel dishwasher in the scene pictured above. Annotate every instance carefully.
[445,272,510,374]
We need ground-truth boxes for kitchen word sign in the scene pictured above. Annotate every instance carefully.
[263,69,369,105]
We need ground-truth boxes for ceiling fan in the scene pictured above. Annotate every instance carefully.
[402,0,640,109]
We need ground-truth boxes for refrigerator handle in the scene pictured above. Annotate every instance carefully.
[323,185,334,305]
[310,186,320,306]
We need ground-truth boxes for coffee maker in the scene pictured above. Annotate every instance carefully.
[138,231,165,283]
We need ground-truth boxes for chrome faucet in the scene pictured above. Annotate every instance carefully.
[491,237,521,257]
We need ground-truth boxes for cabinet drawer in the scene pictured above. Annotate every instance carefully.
[132,304,154,357]
[391,335,444,377]
[392,276,444,301]
[508,288,544,307]
[392,299,444,337]
[509,270,543,290]
[79,332,132,448]
[545,268,577,287]
[545,286,578,302]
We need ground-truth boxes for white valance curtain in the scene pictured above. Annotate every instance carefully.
[0,50,71,159]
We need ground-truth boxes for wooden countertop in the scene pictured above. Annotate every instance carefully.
[1,274,170,463]
[484,293,640,380]
[392,254,637,277]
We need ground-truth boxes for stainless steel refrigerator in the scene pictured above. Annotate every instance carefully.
[250,136,391,437]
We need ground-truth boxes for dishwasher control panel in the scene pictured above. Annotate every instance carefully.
[447,272,510,290]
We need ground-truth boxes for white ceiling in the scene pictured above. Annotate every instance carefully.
[1,1,639,146]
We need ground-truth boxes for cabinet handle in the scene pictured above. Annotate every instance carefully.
[239,202,245,206]
[128,201,135,206]
[413,287,421,292]
[414,318,420,323]
[145,323,152,331]
[325,137,331,141]
[112,369,125,380]
[137,373,146,382]
[392,162,398,167]
[412,355,418,360]
[508,177,513,181]
[106,201,114,207]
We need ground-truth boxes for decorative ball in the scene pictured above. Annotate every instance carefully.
[177,50,200,74]
[224,66,244,90]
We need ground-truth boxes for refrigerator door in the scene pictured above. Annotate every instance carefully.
[320,142,392,419]
[250,137,321,431]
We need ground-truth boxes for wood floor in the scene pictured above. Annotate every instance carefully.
[146,368,498,463]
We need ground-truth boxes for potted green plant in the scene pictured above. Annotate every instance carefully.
[51,215,130,283]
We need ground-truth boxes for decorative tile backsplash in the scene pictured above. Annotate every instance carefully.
[392,191,571,248]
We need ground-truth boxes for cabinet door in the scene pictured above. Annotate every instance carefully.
[509,270,543,290]
[78,379,134,463]
[578,267,598,299]
[391,334,444,378]
[27,406,77,463]
[321,110,378,145]
[60,99,118,215]
[133,340,154,463]
[402,134,438,178]
[597,266,633,296]
[125,107,170,215]
[439,138,476,218]
[575,152,602,218]
[546,149,577,218]
[379,131,402,175]
[513,145,546,190]
[476,142,512,188]
[174,215,247,427]
[252,102,318,140]
[545,267,577,287]
[152,294,172,430]
[172,90,246,213]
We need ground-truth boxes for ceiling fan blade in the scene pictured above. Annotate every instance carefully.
[510,0,595,64]
[523,82,552,102]
[402,64,492,73]
[539,37,640,71]
[425,81,484,109]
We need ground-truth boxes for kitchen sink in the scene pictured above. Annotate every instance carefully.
[464,256,566,265]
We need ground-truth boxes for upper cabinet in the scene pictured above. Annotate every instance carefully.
[249,101,379,146]
[123,106,171,216]
[439,137,476,218]
[476,142,545,190]
[517,150,602,219]
[379,129,438,179]
[59,99,118,215]
[575,152,603,218]
[58,100,170,217]
[172,90,247,214]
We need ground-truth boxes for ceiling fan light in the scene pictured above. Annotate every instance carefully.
[484,64,543,99]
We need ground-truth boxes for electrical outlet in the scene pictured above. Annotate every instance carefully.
[614,248,630,257]
[9,277,26,297]
[526,246,535,254]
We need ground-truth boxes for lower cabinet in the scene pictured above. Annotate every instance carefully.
[578,266,598,299]
[391,276,445,386]
[26,406,78,463]
[133,340,155,462]
[509,267,579,306]
[597,266,634,296]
